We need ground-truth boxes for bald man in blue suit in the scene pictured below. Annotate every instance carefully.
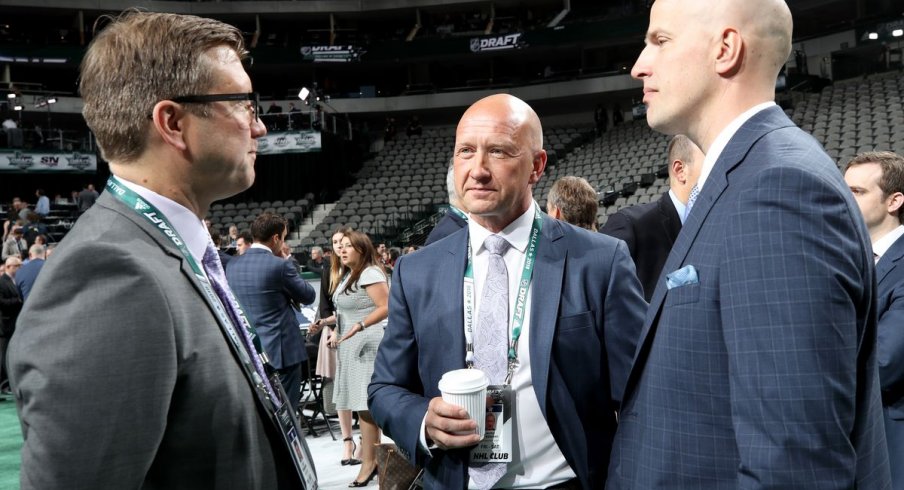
[608,0,890,488]
[369,94,646,489]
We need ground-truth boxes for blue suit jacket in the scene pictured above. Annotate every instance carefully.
[225,248,315,370]
[607,106,891,489]
[368,214,646,489]
[877,233,904,490]
[16,258,44,303]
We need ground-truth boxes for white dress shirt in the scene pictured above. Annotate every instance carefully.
[696,101,776,191]
[668,189,687,225]
[116,177,210,268]
[465,203,575,489]
[874,225,904,263]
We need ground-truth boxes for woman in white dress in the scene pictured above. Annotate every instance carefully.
[310,225,361,467]
[320,230,388,487]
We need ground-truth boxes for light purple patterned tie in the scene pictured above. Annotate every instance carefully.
[201,241,277,402]
[684,184,699,223]
[469,234,510,489]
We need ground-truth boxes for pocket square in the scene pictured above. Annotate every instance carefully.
[666,265,698,290]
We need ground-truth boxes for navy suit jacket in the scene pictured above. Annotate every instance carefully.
[15,259,44,303]
[877,233,904,489]
[601,191,681,301]
[608,106,891,489]
[226,248,315,370]
[368,214,646,489]
[424,211,467,246]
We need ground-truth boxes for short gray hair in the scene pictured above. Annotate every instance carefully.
[446,158,457,203]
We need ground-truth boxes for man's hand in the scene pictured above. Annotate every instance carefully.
[424,397,482,450]
[308,319,324,335]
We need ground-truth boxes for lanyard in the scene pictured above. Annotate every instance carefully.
[449,205,468,221]
[105,176,277,406]
[463,206,542,384]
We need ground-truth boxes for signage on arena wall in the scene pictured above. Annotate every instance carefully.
[0,150,96,172]
[257,130,322,154]
[469,33,525,53]
[300,45,364,62]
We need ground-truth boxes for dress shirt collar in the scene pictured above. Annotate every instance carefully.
[697,101,776,191]
[873,224,904,260]
[668,189,687,225]
[115,176,210,265]
[468,202,536,255]
[250,243,274,254]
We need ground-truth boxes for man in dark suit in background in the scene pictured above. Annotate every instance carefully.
[424,161,468,246]
[608,0,890,488]
[844,151,904,490]
[227,212,316,409]
[601,134,703,300]
[0,257,22,395]
[369,94,646,489]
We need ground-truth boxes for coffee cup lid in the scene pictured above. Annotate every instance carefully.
[438,368,489,394]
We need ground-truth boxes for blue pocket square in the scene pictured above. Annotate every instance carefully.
[666,265,699,290]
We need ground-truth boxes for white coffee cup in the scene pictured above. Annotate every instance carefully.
[438,368,490,438]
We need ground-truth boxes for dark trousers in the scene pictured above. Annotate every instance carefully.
[0,335,10,390]
[277,363,302,411]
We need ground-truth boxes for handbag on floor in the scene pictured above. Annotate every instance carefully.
[376,443,423,490]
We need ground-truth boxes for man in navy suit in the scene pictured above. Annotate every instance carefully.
[15,244,45,302]
[608,0,891,488]
[601,135,703,300]
[226,212,316,409]
[845,151,904,490]
[425,162,468,246]
[369,94,646,489]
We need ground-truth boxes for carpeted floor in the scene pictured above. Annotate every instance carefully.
[0,397,22,490]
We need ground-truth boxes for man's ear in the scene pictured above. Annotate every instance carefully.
[529,149,548,185]
[150,100,188,151]
[887,191,904,216]
[671,159,687,185]
[714,28,744,77]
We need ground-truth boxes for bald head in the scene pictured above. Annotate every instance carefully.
[633,0,792,149]
[458,94,544,153]
[453,93,547,232]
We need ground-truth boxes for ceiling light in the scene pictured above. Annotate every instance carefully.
[298,87,310,101]
[6,93,15,99]
[13,105,22,111]
[868,32,879,40]
[47,97,57,104]
[893,29,903,37]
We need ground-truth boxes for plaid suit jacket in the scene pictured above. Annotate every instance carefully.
[608,106,892,489]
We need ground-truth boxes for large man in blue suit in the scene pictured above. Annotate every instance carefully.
[226,212,315,409]
[608,0,891,488]
[369,94,647,489]
[845,151,904,490]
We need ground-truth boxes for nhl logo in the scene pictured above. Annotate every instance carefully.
[470,38,481,53]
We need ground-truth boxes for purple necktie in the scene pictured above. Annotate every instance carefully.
[201,241,277,403]
[470,234,511,489]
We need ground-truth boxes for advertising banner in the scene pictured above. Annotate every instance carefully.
[257,131,322,154]
[0,150,97,172]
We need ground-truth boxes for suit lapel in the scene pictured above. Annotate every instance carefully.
[529,215,565,417]
[438,228,469,372]
[627,106,796,391]
[657,192,680,244]
[97,192,261,388]
[877,233,904,285]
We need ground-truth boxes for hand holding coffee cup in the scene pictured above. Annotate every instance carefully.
[424,369,489,450]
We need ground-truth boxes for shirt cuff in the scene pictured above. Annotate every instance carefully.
[419,413,437,454]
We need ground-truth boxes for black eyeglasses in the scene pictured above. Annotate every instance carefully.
[170,92,260,125]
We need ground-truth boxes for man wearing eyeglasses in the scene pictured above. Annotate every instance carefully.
[8,11,307,490]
